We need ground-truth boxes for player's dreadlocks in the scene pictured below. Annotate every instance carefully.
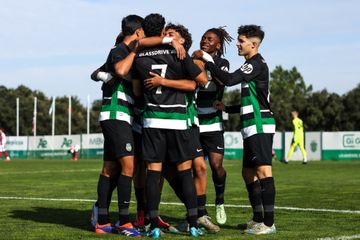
[205,26,233,56]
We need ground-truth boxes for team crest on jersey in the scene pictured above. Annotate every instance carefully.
[240,63,253,74]
[126,143,132,152]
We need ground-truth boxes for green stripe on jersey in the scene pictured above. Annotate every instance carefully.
[143,111,188,120]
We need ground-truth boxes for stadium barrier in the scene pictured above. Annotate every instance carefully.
[5,132,360,160]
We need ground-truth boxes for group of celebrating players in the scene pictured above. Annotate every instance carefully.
[90,12,276,238]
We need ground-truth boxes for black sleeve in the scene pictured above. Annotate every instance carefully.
[111,44,129,65]
[205,59,262,86]
[183,54,202,79]
[98,63,106,71]
[225,104,241,114]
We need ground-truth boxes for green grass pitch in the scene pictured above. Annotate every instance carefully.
[0,159,359,239]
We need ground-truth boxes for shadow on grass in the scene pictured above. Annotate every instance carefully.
[9,207,184,232]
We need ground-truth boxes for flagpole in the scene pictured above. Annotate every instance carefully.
[87,95,90,135]
[33,97,37,136]
[52,97,55,136]
[16,98,19,136]
[68,95,71,136]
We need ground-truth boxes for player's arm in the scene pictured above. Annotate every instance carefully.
[195,50,261,86]
[182,53,208,87]
[138,37,186,60]
[213,100,241,113]
[192,59,209,87]
[90,64,114,83]
[144,72,196,92]
[114,51,137,78]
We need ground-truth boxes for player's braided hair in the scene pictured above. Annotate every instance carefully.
[205,26,233,56]
[165,23,192,52]
[237,25,264,42]
[142,13,165,37]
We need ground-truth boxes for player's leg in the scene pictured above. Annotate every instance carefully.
[94,161,119,233]
[146,162,162,236]
[132,131,146,228]
[112,122,141,237]
[193,156,220,233]
[286,138,297,162]
[142,128,166,238]
[176,160,203,236]
[298,138,307,163]
[202,132,227,225]
[239,135,263,230]
[170,129,203,237]
[93,120,120,233]
[193,156,207,217]
[244,134,276,235]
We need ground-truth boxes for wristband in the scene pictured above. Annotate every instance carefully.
[162,37,173,44]
[97,71,113,83]
[201,51,215,63]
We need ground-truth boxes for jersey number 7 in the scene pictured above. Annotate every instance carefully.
[151,64,168,94]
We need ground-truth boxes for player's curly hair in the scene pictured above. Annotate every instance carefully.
[237,25,264,42]
[121,15,144,36]
[142,13,165,37]
[165,23,192,52]
[205,26,233,57]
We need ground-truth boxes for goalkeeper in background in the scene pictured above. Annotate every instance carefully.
[284,111,307,164]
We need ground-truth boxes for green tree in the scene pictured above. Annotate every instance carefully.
[270,66,312,131]
[304,90,344,131]
[90,99,102,133]
[341,83,360,130]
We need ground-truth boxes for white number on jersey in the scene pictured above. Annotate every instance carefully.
[151,64,168,94]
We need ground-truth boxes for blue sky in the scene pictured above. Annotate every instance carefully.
[1,0,359,105]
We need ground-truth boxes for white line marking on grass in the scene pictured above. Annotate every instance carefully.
[0,169,99,175]
[0,196,359,215]
[317,234,360,240]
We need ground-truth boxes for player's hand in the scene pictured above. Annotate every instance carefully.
[128,39,140,52]
[171,40,186,60]
[144,72,164,90]
[213,100,226,111]
[193,59,206,72]
[192,50,203,60]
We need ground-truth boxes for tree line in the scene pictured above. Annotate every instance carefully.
[0,66,359,135]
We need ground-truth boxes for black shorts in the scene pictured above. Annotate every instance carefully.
[189,127,204,159]
[142,128,191,164]
[200,131,224,155]
[133,130,142,160]
[243,133,274,168]
[100,120,134,161]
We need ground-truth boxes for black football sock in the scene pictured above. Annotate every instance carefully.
[135,187,146,211]
[179,169,198,228]
[212,171,226,205]
[197,194,207,218]
[246,180,263,223]
[146,170,161,229]
[97,174,111,224]
[107,177,117,209]
[117,174,132,225]
[260,177,276,227]
[168,176,185,203]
